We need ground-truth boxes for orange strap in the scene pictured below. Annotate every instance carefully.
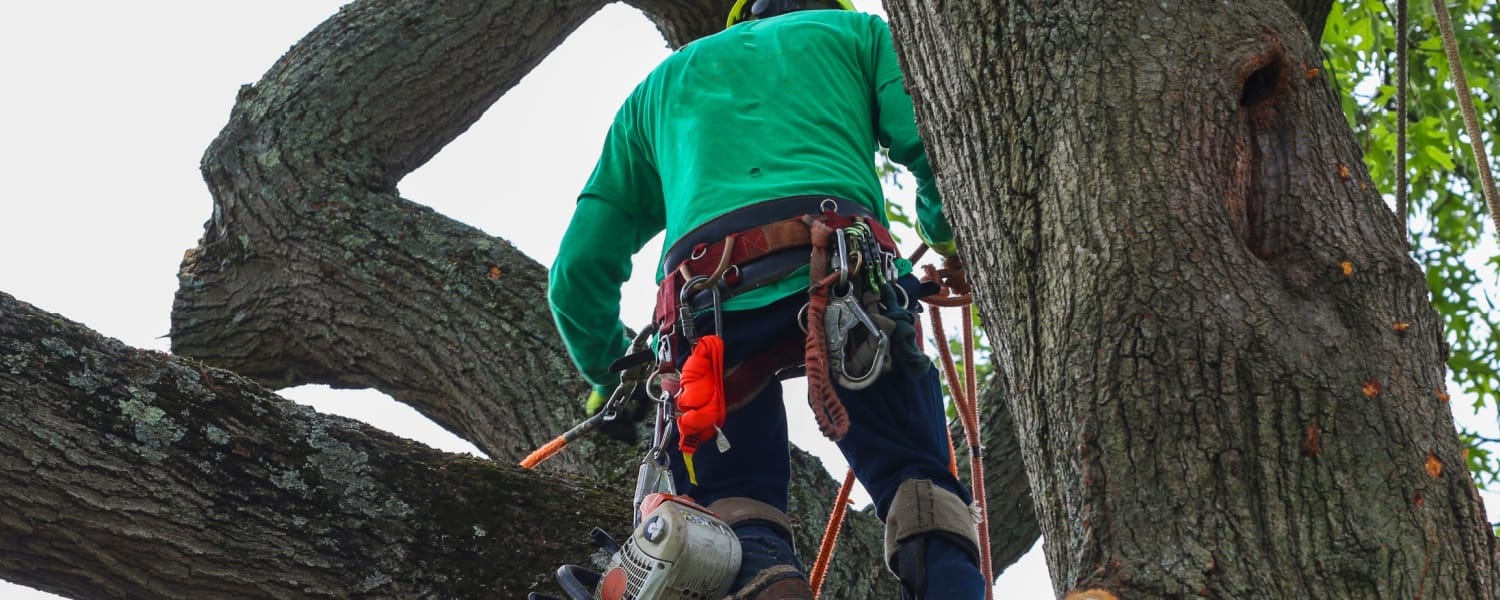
[804,218,851,441]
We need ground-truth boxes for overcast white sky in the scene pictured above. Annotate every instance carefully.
[0,2,1062,598]
[3,2,1497,599]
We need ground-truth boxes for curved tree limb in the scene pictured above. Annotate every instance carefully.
[2,291,630,598]
[5,289,903,598]
[174,0,618,474]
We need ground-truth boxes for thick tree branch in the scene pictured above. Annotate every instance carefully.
[176,0,618,474]
[4,290,896,598]
[2,291,630,598]
[626,0,734,48]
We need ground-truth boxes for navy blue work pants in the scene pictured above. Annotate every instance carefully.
[668,275,985,598]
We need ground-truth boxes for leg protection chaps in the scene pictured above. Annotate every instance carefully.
[884,479,982,599]
[709,497,814,600]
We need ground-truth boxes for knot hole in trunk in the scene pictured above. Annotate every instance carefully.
[1227,48,1297,261]
[1239,58,1285,109]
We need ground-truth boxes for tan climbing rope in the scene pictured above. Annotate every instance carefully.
[1395,0,1410,241]
[1430,0,1500,236]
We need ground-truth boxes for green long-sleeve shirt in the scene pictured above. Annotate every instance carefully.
[548,9,953,391]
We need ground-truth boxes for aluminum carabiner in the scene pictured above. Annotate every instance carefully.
[678,275,724,341]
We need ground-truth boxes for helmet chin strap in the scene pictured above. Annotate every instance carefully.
[752,0,771,15]
[750,0,797,19]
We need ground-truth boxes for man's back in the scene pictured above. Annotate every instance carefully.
[551,6,947,397]
[582,10,931,251]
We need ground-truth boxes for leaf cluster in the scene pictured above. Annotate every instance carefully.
[1323,0,1500,489]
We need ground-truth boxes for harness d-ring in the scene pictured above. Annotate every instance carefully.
[820,197,839,213]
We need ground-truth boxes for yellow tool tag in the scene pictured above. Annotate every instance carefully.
[683,452,698,485]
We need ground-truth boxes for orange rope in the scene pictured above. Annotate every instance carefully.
[947,428,961,477]
[960,305,992,598]
[923,264,994,599]
[519,436,567,469]
[809,468,857,597]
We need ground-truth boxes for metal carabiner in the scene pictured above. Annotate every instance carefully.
[633,447,677,526]
[826,285,890,389]
[678,275,724,341]
[600,326,657,422]
[631,384,679,525]
[834,227,851,288]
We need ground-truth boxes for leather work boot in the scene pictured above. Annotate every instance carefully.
[727,565,813,600]
[751,575,814,600]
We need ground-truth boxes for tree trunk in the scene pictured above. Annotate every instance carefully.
[956,377,1042,575]
[887,0,1499,597]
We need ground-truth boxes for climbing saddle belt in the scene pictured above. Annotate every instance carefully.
[652,196,901,417]
[654,195,897,364]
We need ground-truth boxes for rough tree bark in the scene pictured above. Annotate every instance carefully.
[888,0,1498,598]
[0,1,1036,598]
[2,291,631,599]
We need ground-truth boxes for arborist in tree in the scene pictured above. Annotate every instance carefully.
[547,1,984,598]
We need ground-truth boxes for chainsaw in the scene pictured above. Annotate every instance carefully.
[528,492,741,600]
[528,350,742,600]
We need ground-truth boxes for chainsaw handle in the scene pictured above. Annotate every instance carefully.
[556,564,602,600]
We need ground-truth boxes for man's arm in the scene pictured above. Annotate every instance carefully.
[548,99,664,394]
[870,17,957,256]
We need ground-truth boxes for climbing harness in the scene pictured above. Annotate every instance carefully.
[655,196,902,440]
[527,198,993,599]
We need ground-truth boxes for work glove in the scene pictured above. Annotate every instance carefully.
[880,282,931,379]
[926,238,959,259]
[587,385,650,445]
[585,387,610,415]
